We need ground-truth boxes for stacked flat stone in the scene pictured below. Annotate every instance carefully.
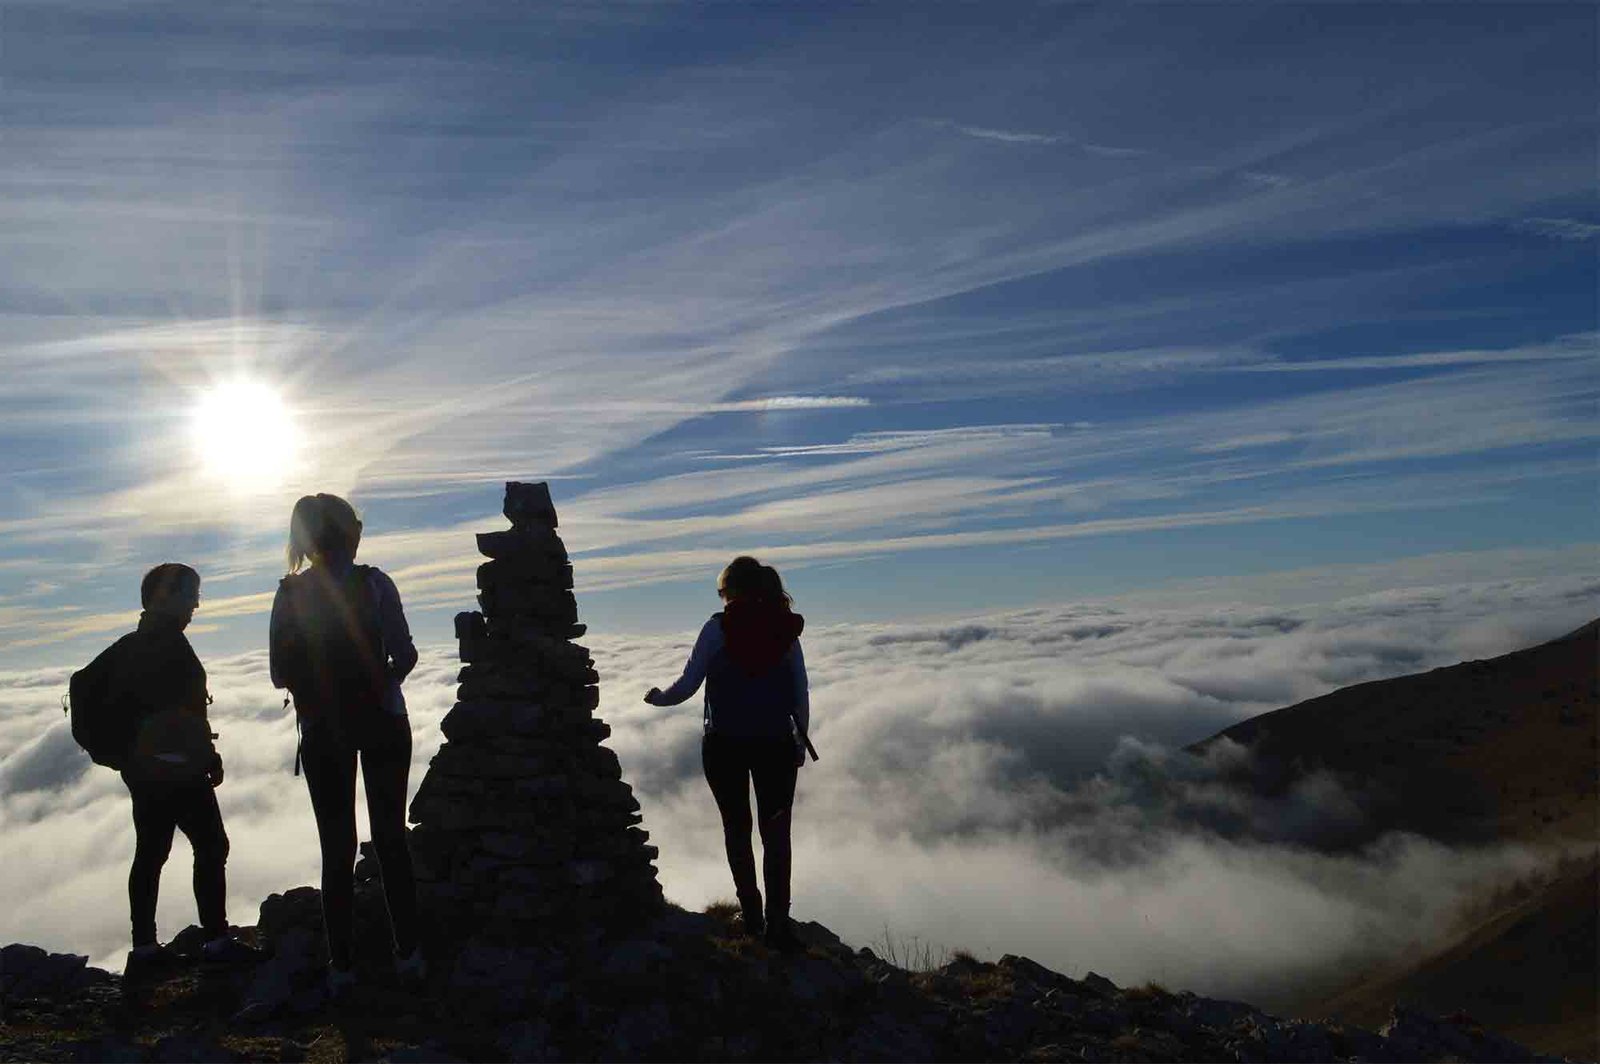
[408,482,663,941]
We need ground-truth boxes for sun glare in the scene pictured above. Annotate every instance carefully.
[191,378,299,489]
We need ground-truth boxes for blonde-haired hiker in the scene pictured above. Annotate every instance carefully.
[645,556,813,951]
[269,493,422,997]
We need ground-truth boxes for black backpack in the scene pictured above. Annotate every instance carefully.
[66,633,140,769]
[276,565,386,736]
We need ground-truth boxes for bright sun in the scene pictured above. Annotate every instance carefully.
[191,378,299,488]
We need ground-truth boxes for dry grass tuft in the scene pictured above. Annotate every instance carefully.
[704,898,741,922]
[1123,981,1171,1001]
[1108,1031,1143,1051]
[954,967,1014,1000]
[871,925,950,972]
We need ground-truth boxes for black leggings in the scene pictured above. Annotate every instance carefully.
[300,712,417,969]
[702,733,798,919]
[124,777,229,947]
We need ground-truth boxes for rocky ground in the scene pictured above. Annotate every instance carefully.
[0,878,1564,1063]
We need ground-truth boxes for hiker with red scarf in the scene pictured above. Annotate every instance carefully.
[645,556,813,950]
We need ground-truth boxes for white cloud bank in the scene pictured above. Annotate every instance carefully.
[1,565,1592,1004]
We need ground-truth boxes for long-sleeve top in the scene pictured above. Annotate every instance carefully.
[655,615,810,736]
[118,611,216,783]
[268,562,418,715]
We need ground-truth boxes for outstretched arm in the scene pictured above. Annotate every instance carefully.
[645,617,722,706]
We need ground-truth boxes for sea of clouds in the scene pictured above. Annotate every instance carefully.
[1,566,1593,1006]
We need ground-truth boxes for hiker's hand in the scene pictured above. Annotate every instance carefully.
[643,687,665,706]
[794,742,806,768]
[208,756,224,788]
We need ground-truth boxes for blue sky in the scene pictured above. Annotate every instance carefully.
[0,2,1594,667]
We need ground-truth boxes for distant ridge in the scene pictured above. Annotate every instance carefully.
[1550,616,1600,645]
[1189,618,1598,1059]
[1190,616,1598,845]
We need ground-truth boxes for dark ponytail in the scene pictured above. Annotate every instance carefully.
[758,565,792,608]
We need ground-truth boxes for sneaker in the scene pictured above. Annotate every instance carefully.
[201,935,264,964]
[394,946,427,987]
[124,943,184,980]
[325,965,357,1003]
[763,916,802,953]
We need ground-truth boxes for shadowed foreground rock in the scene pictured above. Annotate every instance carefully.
[0,891,1564,1063]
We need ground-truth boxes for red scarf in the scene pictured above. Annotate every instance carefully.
[720,598,805,675]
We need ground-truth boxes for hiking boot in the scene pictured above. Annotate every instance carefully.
[394,947,427,989]
[763,916,802,953]
[123,943,184,981]
[738,902,765,939]
[201,935,264,964]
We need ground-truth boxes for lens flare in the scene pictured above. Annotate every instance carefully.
[191,378,298,489]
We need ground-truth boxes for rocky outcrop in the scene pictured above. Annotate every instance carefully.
[406,483,663,979]
[0,944,112,1012]
[0,906,1565,1062]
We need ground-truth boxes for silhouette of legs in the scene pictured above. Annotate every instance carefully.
[126,777,229,946]
[303,712,419,970]
[703,735,799,929]
[301,729,359,970]
[749,747,797,925]
[756,806,792,920]
[703,735,761,911]
[127,787,176,948]
[172,786,230,938]
[360,714,417,958]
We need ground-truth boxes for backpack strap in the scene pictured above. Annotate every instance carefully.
[291,703,302,777]
[359,565,387,661]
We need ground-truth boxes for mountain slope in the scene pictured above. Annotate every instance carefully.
[1191,619,1598,1059]
[1319,850,1596,1061]
[1192,619,1596,845]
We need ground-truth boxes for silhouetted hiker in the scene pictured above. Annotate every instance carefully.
[269,494,423,998]
[100,564,259,978]
[644,556,814,951]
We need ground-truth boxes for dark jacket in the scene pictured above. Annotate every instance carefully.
[117,613,215,784]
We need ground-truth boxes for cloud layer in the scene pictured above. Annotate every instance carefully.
[3,565,1589,1002]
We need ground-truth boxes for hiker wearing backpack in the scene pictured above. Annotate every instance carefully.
[269,493,422,997]
[71,563,260,977]
[644,556,814,951]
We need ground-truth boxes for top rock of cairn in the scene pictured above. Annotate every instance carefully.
[503,480,558,530]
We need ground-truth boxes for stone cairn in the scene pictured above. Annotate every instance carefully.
[406,482,664,951]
